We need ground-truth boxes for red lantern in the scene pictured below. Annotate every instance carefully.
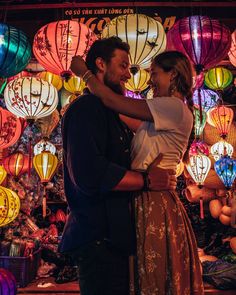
[0,107,22,150]
[0,268,17,295]
[228,30,236,67]
[33,20,97,79]
[3,152,30,178]
[167,15,231,74]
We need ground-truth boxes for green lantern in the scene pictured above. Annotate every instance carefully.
[204,67,233,91]
[0,23,31,78]
[193,106,207,139]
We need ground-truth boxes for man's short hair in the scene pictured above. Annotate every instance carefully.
[86,36,130,74]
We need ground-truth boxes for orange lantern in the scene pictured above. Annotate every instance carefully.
[0,186,20,227]
[208,105,234,139]
[33,20,97,79]
[3,152,30,178]
[0,165,7,185]
[0,107,22,150]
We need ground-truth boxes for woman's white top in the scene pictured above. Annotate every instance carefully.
[131,96,193,171]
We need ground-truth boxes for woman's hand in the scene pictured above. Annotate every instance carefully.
[70,55,88,77]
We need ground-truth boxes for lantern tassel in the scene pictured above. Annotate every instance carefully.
[28,132,32,178]
[42,186,47,219]
[200,197,204,219]
[198,88,203,124]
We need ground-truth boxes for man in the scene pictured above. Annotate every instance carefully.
[59,37,176,295]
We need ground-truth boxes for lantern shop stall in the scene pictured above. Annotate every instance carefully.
[0,1,236,294]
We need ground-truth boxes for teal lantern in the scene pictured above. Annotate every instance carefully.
[214,156,236,190]
[0,23,31,78]
[193,106,207,139]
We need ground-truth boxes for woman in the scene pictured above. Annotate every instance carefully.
[70,50,204,295]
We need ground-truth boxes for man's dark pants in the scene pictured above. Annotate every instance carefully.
[72,240,129,295]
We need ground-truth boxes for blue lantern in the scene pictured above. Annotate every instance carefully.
[214,156,236,190]
[192,87,219,113]
[0,23,31,78]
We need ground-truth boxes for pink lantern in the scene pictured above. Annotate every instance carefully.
[228,30,236,67]
[189,140,209,157]
[33,20,97,79]
[167,15,231,74]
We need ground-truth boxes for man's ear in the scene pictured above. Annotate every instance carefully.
[95,57,106,73]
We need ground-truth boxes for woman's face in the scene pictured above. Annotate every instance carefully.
[148,62,172,97]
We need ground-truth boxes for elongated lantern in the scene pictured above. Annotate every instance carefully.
[125,69,150,93]
[204,67,233,91]
[0,186,20,227]
[167,15,231,74]
[186,155,211,187]
[214,155,236,190]
[193,107,207,139]
[0,23,31,78]
[102,14,166,73]
[4,77,58,122]
[33,152,58,183]
[33,20,97,79]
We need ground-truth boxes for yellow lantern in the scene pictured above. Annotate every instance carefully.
[33,152,58,183]
[37,71,63,91]
[176,161,184,177]
[0,186,20,227]
[204,67,233,91]
[0,165,7,185]
[102,14,166,73]
[125,69,150,93]
[63,76,85,95]
[208,105,234,139]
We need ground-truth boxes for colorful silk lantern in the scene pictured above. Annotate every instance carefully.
[37,71,63,91]
[3,152,30,178]
[0,107,22,150]
[4,77,58,122]
[208,105,234,139]
[0,268,17,295]
[125,90,142,99]
[36,109,60,139]
[189,140,209,157]
[102,14,166,73]
[193,107,207,139]
[125,69,150,93]
[211,140,233,161]
[63,75,85,95]
[7,70,31,83]
[34,139,56,155]
[0,165,7,185]
[193,88,219,113]
[186,155,211,187]
[228,30,236,67]
[204,67,233,91]
[0,186,20,227]
[33,151,58,183]
[0,78,7,95]
[33,20,97,79]
[0,23,31,78]
[214,155,236,190]
[167,15,231,74]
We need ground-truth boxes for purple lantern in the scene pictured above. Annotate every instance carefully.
[193,87,219,112]
[167,16,231,74]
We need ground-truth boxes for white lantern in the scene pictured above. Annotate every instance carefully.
[186,155,211,187]
[34,139,56,155]
[210,140,233,161]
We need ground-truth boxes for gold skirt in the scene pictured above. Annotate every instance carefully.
[130,190,204,295]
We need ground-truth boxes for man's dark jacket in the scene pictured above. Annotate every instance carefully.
[58,92,136,255]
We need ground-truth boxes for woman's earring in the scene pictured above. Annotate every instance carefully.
[169,83,176,96]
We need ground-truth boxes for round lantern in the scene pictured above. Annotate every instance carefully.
[33,151,58,183]
[63,76,85,95]
[214,155,236,190]
[3,152,30,178]
[0,107,22,149]
[0,268,17,295]
[0,165,7,185]
[211,140,233,161]
[193,107,207,139]
[208,105,234,139]
[228,30,236,67]
[36,109,60,139]
[0,23,31,78]
[125,69,150,93]
[192,88,219,113]
[37,71,63,91]
[189,140,209,157]
[0,186,20,227]
[33,20,97,79]
[186,155,211,187]
[4,77,58,122]
[167,15,231,74]
[102,14,166,73]
[204,67,233,91]
[34,139,56,155]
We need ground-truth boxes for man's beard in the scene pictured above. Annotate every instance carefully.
[104,73,124,95]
